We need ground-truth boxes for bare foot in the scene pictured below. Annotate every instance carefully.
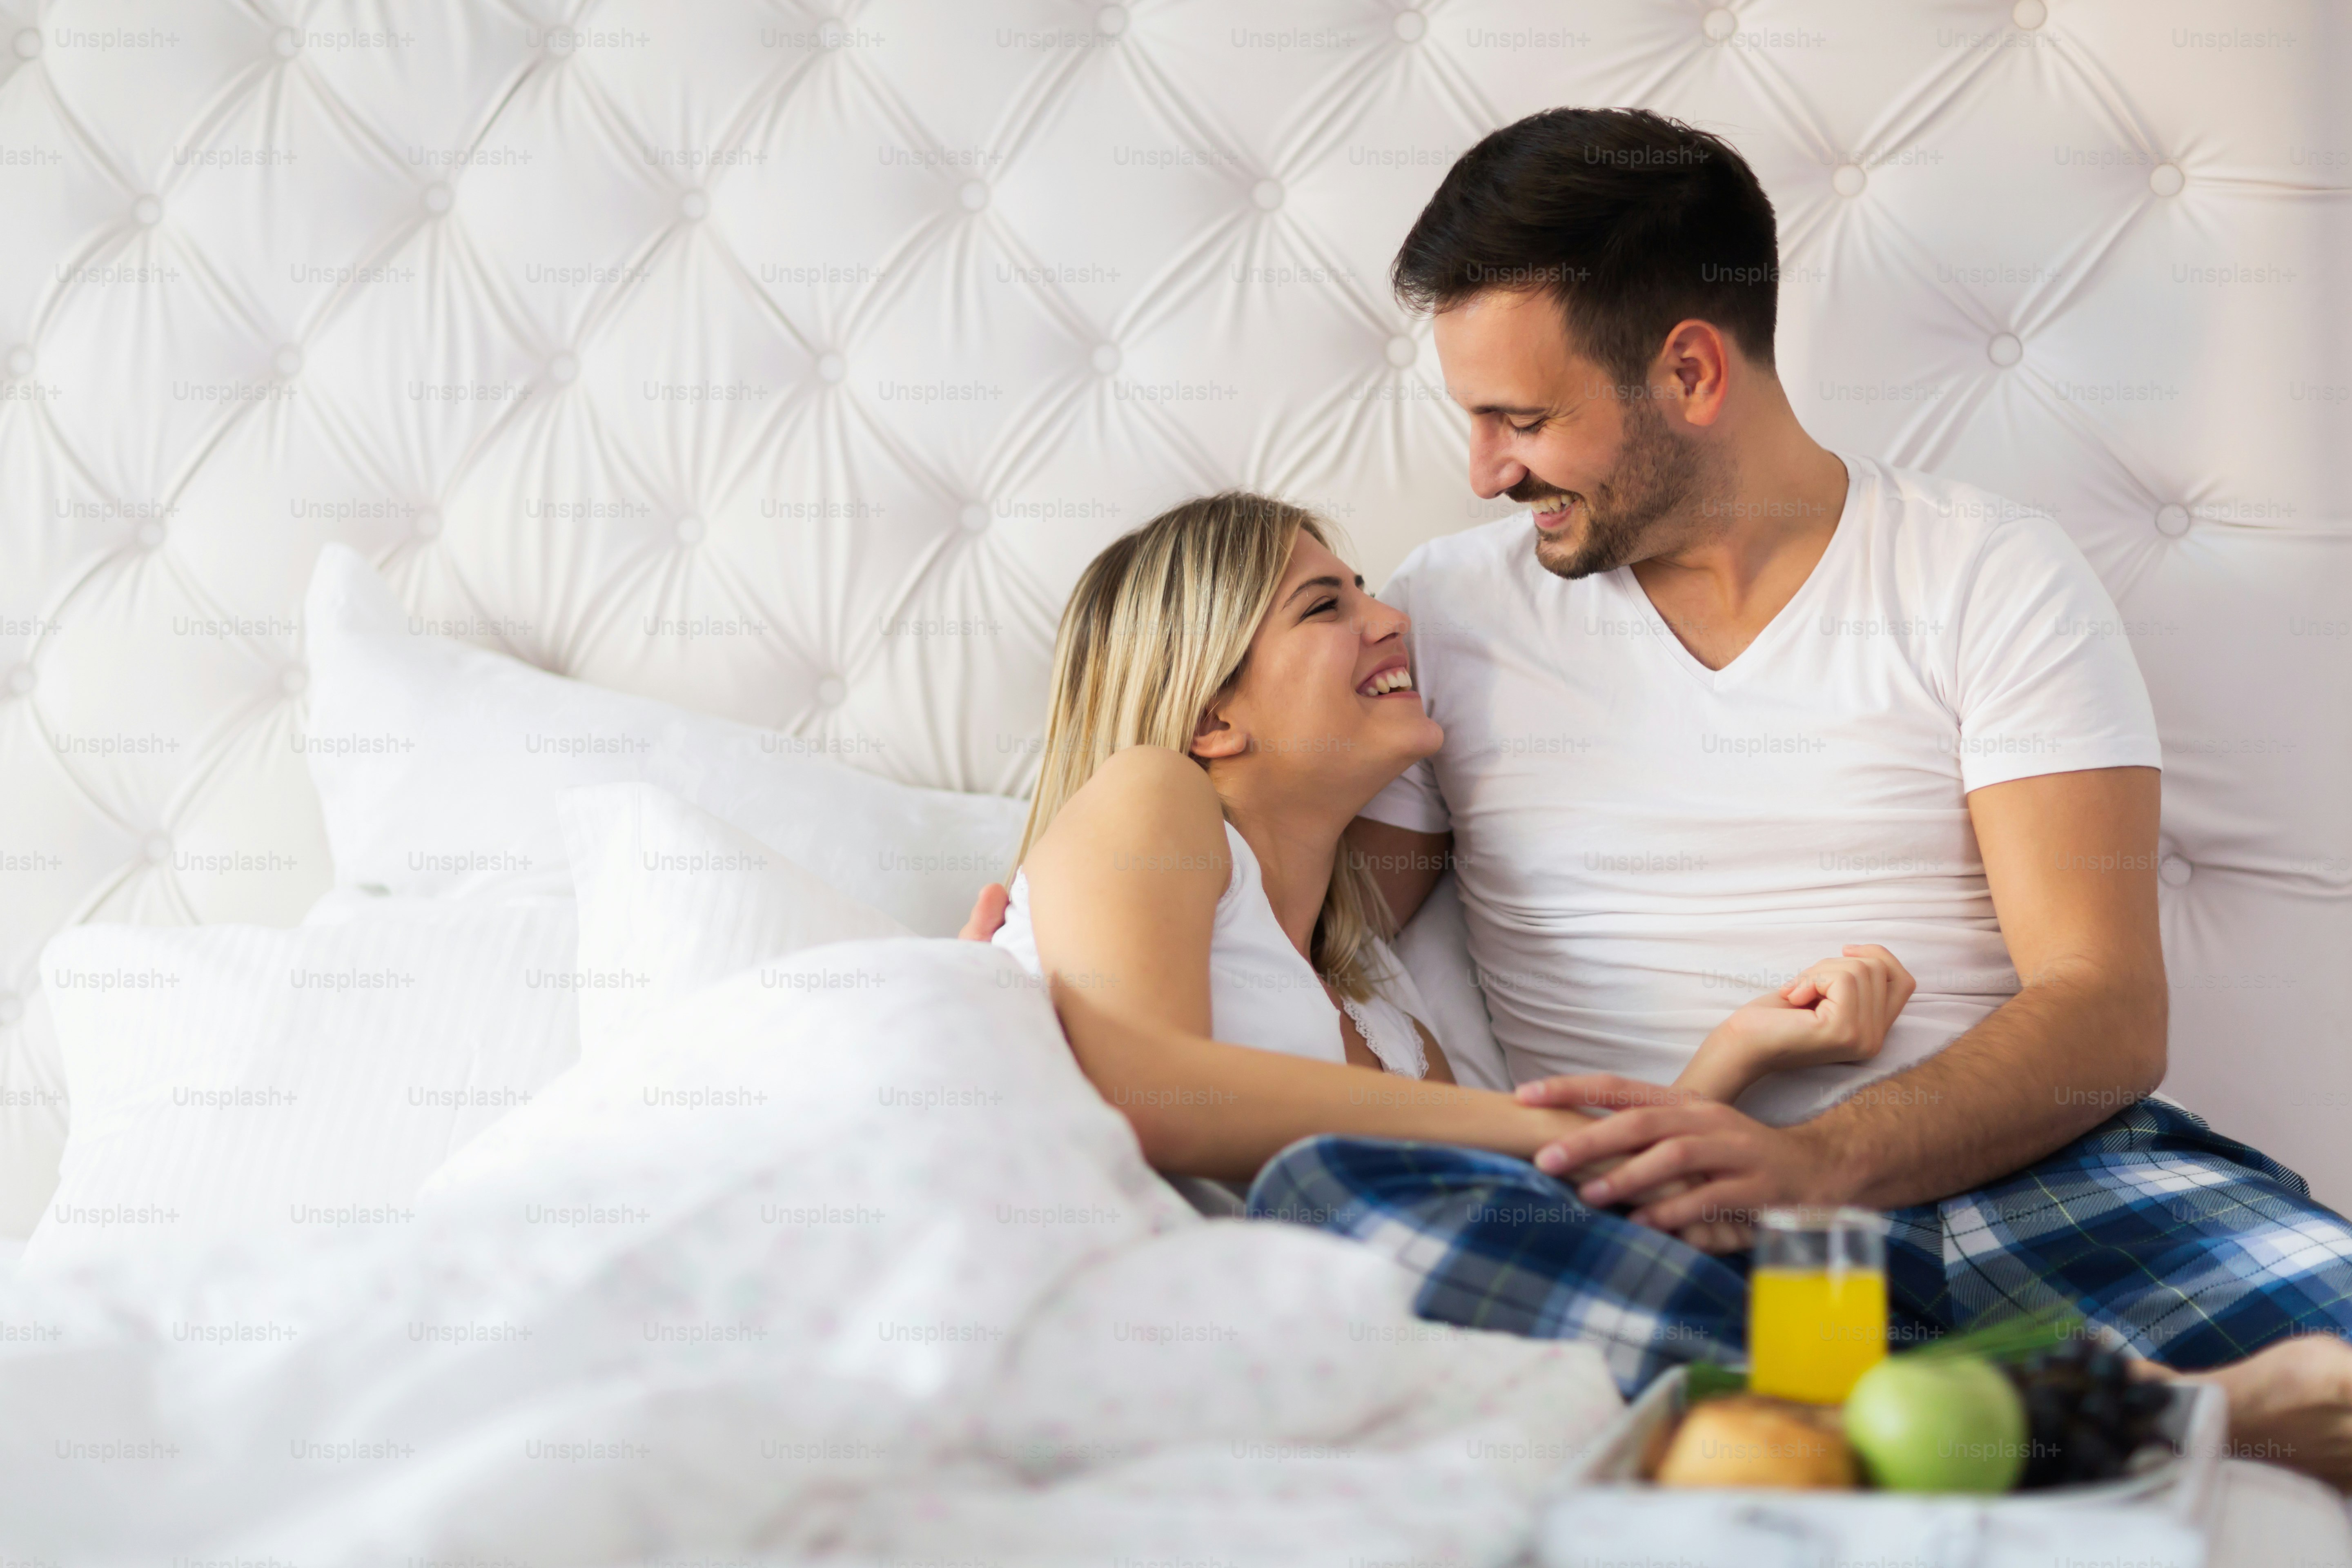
[2164,1333,2352,1492]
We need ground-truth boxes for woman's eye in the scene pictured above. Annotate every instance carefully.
[1307,597,1339,617]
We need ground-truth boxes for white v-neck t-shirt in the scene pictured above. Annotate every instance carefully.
[1361,453,2162,1125]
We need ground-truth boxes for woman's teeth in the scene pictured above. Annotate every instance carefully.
[1358,668,1415,697]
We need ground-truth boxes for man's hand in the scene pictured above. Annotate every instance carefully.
[959,884,1009,942]
[1514,1074,1840,1251]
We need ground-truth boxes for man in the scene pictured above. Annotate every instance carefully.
[970,107,2352,1482]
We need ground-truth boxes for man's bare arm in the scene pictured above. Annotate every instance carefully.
[1786,765,2167,1209]
[1346,818,1453,936]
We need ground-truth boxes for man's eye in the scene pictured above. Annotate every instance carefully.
[1509,418,1545,436]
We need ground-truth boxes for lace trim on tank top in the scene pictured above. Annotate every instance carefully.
[1337,993,1427,1080]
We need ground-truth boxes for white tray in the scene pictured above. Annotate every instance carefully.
[1539,1365,2229,1568]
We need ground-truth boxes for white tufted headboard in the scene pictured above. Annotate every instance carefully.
[2,0,2345,1205]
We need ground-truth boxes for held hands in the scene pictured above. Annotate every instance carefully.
[1513,1075,1845,1254]
[1512,944,1911,1255]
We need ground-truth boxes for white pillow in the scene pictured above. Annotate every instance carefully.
[0,987,67,1238]
[0,884,579,1244]
[298,885,576,929]
[300,546,1025,935]
[23,904,579,1274]
[560,782,912,1058]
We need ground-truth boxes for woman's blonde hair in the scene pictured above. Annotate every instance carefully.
[1011,491,1393,1001]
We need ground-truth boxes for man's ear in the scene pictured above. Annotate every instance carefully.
[1189,698,1249,762]
[1657,319,1732,430]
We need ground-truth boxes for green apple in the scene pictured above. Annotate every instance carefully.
[1842,1354,2027,1493]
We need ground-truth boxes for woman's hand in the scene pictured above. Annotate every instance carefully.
[1742,944,1914,1068]
[1668,945,1914,1105]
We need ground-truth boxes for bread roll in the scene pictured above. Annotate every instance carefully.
[1653,1395,1858,1489]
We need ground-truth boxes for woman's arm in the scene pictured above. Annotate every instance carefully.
[1024,746,1593,1181]
[1049,998,1601,1180]
[1668,945,1916,1104]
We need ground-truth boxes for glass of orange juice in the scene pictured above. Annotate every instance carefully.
[1748,1206,1889,1404]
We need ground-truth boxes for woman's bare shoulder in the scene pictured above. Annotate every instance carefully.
[1030,746,1228,880]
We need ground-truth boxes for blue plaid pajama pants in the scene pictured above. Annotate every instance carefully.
[1246,1098,2352,1396]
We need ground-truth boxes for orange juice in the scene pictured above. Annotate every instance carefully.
[1748,1265,1887,1403]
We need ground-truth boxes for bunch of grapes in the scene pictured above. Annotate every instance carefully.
[2002,1339,2175,1487]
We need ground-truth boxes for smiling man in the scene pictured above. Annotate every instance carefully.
[1244,108,2352,1438]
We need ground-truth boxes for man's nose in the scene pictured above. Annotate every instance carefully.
[1468,423,1526,501]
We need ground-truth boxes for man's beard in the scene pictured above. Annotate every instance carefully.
[1515,395,1706,580]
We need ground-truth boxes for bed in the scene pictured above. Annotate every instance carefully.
[0,1,2343,1560]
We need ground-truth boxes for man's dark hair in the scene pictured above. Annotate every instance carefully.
[1393,107,1780,383]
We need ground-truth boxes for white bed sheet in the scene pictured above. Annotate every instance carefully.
[0,937,1622,1564]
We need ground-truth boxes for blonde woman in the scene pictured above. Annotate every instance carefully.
[978,492,1911,1228]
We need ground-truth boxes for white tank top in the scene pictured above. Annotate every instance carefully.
[993,821,1436,1077]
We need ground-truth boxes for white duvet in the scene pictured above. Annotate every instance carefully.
[0,940,1619,1565]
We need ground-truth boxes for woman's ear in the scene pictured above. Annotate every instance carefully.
[1189,698,1249,762]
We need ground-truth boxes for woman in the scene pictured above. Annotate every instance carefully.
[981,492,1910,1232]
